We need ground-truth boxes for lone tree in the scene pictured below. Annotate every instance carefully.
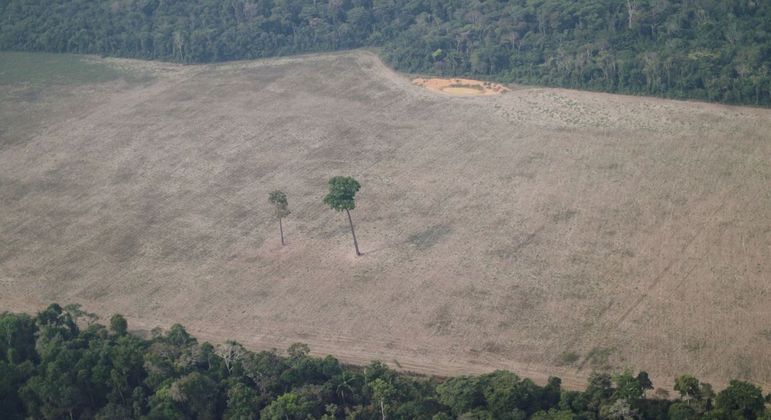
[268,190,290,246]
[323,176,362,256]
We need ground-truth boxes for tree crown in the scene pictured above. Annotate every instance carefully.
[323,176,360,212]
[268,190,290,218]
[110,314,128,336]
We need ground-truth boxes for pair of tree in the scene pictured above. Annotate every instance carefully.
[268,176,362,256]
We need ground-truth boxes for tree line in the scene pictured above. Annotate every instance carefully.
[1,304,769,419]
[1,0,770,106]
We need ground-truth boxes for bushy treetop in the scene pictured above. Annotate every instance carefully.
[268,190,290,218]
[323,176,360,212]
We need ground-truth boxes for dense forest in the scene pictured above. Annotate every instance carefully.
[1,305,769,419]
[1,0,770,106]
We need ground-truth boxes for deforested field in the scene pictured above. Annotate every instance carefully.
[1,50,769,391]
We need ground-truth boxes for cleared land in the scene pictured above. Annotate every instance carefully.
[412,77,510,96]
[1,50,769,391]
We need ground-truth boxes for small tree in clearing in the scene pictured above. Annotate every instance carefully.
[268,190,290,245]
[323,176,362,256]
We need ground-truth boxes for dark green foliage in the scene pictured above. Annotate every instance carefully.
[1,0,770,105]
[15,311,148,420]
[481,371,545,418]
[0,312,37,364]
[35,303,78,344]
[637,396,672,420]
[268,191,290,219]
[436,375,484,416]
[166,371,219,419]
[109,314,128,336]
[637,371,653,392]
[613,370,644,404]
[557,389,591,415]
[368,378,396,419]
[669,402,698,420]
[530,408,574,419]
[0,306,766,419]
[715,380,766,419]
[323,176,361,212]
[0,358,33,420]
[224,382,260,420]
[261,392,312,420]
[585,371,614,412]
[324,176,363,255]
[675,374,702,400]
[671,374,722,418]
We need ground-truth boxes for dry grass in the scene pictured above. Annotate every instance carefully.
[1,50,769,391]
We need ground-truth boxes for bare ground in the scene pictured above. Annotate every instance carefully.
[412,77,509,96]
[1,51,769,391]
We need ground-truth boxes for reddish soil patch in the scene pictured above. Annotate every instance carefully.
[413,77,510,96]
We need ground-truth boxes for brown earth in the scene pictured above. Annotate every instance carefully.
[0,50,769,392]
[412,77,510,96]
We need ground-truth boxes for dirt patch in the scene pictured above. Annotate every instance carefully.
[412,77,510,96]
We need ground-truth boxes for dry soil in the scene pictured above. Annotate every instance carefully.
[1,50,769,391]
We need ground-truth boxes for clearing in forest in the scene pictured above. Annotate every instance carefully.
[0,50,769,392]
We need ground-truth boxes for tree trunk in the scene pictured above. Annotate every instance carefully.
[346,209,362,256]
[380,398,386,420]
[626,0,635,29]
[279,217,285,246]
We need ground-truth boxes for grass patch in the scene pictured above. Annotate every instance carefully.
[426,304,453,335]
[558,351,580,366]
[408,224,452,250]
[0,51,144,86]
[551,209,578,222]
[481,341,508,354]
[683,339,706,353]
[583,347,614,370]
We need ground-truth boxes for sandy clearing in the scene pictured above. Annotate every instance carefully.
[413,77,510,96]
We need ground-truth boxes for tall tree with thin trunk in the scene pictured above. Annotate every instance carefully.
[369,378,395,420]
[268,190,290,246]
[323,176,362,256]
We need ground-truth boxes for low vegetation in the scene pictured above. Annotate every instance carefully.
[1,305,769,420]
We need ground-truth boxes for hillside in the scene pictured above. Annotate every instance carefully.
[0,51,770,391]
